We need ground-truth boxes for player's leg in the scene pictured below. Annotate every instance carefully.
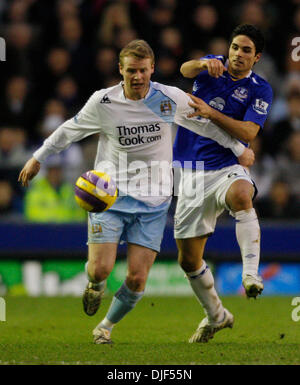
[103,244,156,324]
[83,210,124,317]
[93,197,169,344]
[176,237,234,343]
[83,242,118,316]
[93,244,156,344]
[175,169,234,342]
[225,178,263,298]
[177,236,225,323]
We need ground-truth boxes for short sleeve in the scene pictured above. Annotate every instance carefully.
[243,84,273,128]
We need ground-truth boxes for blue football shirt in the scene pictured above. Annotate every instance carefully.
[173,55,273,170]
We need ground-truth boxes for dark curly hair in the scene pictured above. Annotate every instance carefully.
[230,24,265,54]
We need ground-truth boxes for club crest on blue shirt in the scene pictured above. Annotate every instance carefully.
[232,87,248,102]
[160,100,172,116]
[253,98,269,115]
[209,97,225,111]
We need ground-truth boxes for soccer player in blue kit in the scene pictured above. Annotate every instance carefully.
[173,24,273,343]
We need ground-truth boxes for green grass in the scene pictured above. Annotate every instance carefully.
[0,295,299,365]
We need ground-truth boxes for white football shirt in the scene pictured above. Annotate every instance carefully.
[34,81,244,206]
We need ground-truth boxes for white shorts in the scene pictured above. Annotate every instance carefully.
[174,164,255,239]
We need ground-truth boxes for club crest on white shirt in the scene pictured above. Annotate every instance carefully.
[253,98,269,115]
[160,100,173,116]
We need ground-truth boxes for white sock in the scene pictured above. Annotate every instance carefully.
[235,208,260,278]
[84,261,106,289]
[186,261,224,323]
[98,317,114,332]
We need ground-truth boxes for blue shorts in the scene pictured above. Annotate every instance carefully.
[88,196,171,252]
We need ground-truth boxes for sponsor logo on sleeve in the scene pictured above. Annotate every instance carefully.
[253,98,269,115]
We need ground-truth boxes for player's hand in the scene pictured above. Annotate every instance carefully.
[18,157,41,187]
[203,59,227,78]
[187,93,213,119]
[238,148,255,167]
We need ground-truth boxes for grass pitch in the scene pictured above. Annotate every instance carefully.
[0,295,299,365]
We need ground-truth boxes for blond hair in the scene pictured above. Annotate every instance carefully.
[119,39,155,66]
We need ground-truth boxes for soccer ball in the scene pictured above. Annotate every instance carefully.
[75,170,118,212]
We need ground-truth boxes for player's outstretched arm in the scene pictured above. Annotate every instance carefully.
[187,94,260,143]
[181,59,227,78]
[172,88,246,158]
[18,157,41,187]
[19,91,103,188]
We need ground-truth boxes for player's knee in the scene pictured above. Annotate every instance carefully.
[126,271,147,291]
[88,260,112,282]
[231,189,252,210]
[178,251,202,273]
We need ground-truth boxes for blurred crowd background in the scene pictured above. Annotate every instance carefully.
[0,0,299,223]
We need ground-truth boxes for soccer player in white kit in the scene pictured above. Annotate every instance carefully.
[19,40,253,344]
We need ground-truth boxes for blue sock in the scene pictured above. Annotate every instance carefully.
[105,282,144,324]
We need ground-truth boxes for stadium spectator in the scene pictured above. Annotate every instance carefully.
[250,134,276,200]
[97,1,132,46]
[256,179,300,219]
[92,46,119,89]
[0,179,23,220]
[148,3,176,49]
[153,54,190,90]
[38,99,67,137]
[208,37,228,57]
[56,0,79,21]
[186,4,224,52]
[23,158,85,223]
[276,131,300,198]
[234,1,283,70]
[0,125,32,197]
[0,76,41,142]
[58,16,92,96]
[4,22,42,79]
[268,90,300,156]
[114,27,138,52]
[55,76,82,117]
[96,0,150,44]
[37,99,85,184]
[0,126,31,174]
[36,47,71,101]
[158,26,185,61]
[268,72,300,125]
[6,0,30,23]
[238,1,267,31]
[253,51,282,95]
